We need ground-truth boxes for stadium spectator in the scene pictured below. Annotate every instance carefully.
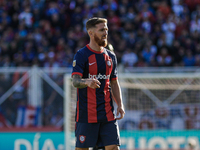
[121,48,138,67]
[156,47,173,66]
[183,50,196,66]
[18,6,33,28]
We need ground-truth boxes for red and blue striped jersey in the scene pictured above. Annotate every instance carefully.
[71,44,118,123]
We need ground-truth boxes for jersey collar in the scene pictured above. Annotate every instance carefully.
[86,44,104,54]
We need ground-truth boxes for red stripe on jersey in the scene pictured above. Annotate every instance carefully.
[76,89,79,122]
[87,54,97,123]
[103,54,115,121]
[72,72,83,77]
[111,77,118,80]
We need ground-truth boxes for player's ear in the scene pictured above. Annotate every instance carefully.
[88,29,93,37]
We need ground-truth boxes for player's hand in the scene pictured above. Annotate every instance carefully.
[116,106,125,120]
[86,78,101,89]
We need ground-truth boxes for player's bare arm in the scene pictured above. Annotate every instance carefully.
[72,74,101,89]
[110,80,125,120]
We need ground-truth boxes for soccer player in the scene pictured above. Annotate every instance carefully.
[71,17,125,150]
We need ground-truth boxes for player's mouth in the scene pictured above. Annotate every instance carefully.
[102,36,107,39]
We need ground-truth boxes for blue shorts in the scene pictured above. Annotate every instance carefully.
[75,120,120,148]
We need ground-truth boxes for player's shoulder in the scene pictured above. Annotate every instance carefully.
[75,46,89,57]
[77,46,88,54]
[104,48,116,57]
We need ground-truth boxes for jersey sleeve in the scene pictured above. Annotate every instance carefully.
[71,51,86,77]
[110,53,118,80]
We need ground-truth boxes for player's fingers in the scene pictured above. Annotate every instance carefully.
[121,109,125,118]
[116,109,125,120]
[116,115,122,120]
[116,110,121,120]
[90,81,100,89]
[94,79,101,85]
[121,111,125,119]
[116,114,123,120]
[95,83,100,88]
[93,79,101,88]
[117,110,119,116]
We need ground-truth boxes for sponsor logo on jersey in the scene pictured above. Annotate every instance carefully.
[89,62,96,66]
[89,73,110,80]
[79,135,86,143]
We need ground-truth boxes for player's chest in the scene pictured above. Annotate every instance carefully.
[85,54,112,74]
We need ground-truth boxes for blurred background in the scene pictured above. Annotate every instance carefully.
[0,0,200,149]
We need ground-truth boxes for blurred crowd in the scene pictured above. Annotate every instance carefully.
[0,0,200,68]
[1,0,200,128]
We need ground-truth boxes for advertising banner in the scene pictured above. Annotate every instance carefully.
[0,131,199,149]
[120,130,200,149]
[0,132,64,150]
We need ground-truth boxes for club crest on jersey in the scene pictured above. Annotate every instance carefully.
[79,135,86,143]
[107,60,111,67]
[73,60,76,67]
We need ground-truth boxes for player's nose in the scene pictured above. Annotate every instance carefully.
[104,30,108,35]
[106,30,108,35]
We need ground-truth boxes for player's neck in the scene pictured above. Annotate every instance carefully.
[88,42,103,52]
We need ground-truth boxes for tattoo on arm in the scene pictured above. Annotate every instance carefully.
[72,75,87,88]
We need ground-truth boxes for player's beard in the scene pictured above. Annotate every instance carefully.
[94,34,107,47]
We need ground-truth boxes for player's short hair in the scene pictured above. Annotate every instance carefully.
[86,17,107,31]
